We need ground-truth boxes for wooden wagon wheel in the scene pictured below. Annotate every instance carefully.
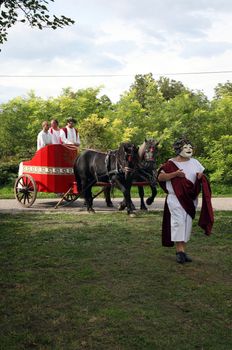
[14,174,37,208]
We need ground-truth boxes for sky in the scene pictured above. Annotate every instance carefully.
[1,0,232,103]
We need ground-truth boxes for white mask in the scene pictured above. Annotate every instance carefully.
[179,144,193,158]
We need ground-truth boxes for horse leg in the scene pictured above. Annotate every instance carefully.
[146,185,158,205]
[82,179,95,212]
[86,187,95,212]
[138,186,147,210]
[118,198,127,211]
[123,185,135,215]
[113,178,133,214]
[104,186,114,207]
[127,191,135,214]
[118,197,135,211]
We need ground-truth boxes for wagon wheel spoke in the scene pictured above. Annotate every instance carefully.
[24,177,29,187]
[23,194,27,205]
[25,192,31,203]
[18,178,25,187]
[26,186,34,192]
[17,193,25,202]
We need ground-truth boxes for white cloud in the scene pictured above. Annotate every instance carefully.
[0,0,232,102]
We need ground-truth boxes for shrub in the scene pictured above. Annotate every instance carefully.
[0,162,19,186]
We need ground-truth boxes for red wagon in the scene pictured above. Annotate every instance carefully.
[14,144,79,207]
[14,144,151,209]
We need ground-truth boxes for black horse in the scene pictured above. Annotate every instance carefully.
[104,139,159,210]
[74,142,139,214]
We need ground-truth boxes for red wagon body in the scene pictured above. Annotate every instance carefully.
[21,144,77,193]
[15,144,79,207]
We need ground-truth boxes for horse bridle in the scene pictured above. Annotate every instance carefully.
[117,144,139,174]
[143,145,156,162]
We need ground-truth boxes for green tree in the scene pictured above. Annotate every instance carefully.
[0,0,74,47]
[55,87,112,125]
[0,87,113,160]
[116,74,165,141]
[0,94,41,159]
[130,73,159,109]
[110,89,146,146]
[160,91,209,152]
[157,76,188,100]
[206,95,232,141]
[214,81,232,99]
[79,114,113,151]
[203,135,232,184]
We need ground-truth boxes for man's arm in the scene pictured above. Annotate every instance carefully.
[158,169,186,182]
[60,129,69,144]
[75,130,80,146]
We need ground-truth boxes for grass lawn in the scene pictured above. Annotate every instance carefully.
[0,211,231,350]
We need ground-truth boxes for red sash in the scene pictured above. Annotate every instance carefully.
[62,127,78,138]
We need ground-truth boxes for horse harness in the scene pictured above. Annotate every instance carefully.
[105,146,137,179]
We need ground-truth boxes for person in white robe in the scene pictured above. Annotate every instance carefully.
[158,138,204,264]
[37,121,52,150]
[49,119,61,144]
[60,117,80,146]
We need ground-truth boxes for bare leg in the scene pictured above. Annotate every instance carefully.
[176,241,186,252]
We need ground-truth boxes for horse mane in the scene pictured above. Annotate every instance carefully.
[116,143,128,163]
[116,142,139,168]
[138,141,146,160]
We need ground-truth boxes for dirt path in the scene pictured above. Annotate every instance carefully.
[0,197,231,214]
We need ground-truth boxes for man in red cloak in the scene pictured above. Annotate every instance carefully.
[157,138,214,264]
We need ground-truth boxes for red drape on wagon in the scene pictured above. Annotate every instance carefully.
[21,144,77,193]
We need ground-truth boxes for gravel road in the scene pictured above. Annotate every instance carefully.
[0,197,231,214]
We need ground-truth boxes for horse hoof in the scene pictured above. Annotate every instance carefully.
[140,207,148,211]
[146,198,153,205]
[88,208,95,213]
[118,204,126,211]
[106,202,114,208]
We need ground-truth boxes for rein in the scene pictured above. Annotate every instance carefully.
[105,146,138,177]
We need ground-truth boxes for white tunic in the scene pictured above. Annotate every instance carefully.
[49,128,61,144]
[60,127,80,145]
[166,158,204,243]
[37,130,52,150]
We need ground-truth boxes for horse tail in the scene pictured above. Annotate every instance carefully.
[74,158,83,193]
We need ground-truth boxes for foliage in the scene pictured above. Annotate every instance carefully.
[157,76,188,100]
[0,0,75,48]
[0,93,49,159]
[0,161,18,185]
[79,114,113,151]
[214,80,232,99]
[0,77,231,188]
[203,135,232,184]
